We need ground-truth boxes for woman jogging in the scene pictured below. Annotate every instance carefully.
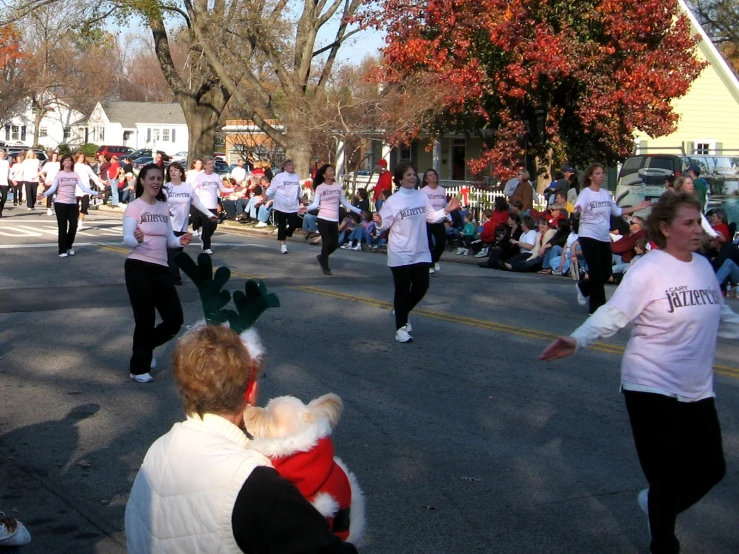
[0,150,8,217]
[373,162,460,343]
[540,191,736,554]
[123,164,191,384]
[574,163,649,313]
[191,157,233,254]
[21,149,41,211]
[39,151,61,216]
[267,159,302,254]
[420,168,449,274]
[43,154,99,257]
[74,153,106,231]
[165,162,217,284]
[303,164,361,275]
[10,154,23,207]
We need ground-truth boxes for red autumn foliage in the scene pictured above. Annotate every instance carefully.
[369,0,706,181]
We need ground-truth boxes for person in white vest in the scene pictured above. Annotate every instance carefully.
[125,260,358,554]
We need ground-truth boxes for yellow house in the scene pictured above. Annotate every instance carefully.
[633,0,739,156]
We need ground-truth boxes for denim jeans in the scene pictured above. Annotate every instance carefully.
[109,178,119,205]
[716,258,739,285]
[257,205,272,222]
[302,213,318,232]
[349,227,368,244]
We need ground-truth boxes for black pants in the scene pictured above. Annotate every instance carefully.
[54,203,79,254]
[0,185,7,213]
[275,210,300,241]
[77,195,89,216]
[124,259,183,375]
[624,391,725,554]
[193,208,218,249]
[390,263,430,329]
[507,252,543,272]
[577,237,612,314]
[12,182,22,205]
[167,231,186,283]
[24,181,38,209]
[427,222,447,263]
[317,218,339,268]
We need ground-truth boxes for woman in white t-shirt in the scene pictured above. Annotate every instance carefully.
[420,169,448,274]
[266,159,303,254]
[21,149,41,210]
[541,191,737,554]
[186,159,204,235]
[191,157,233,254]
[74,153,106,231]
[574,163,649,313]
[123,164,192,383]
[373,162,460,343]
[39,152,61,216]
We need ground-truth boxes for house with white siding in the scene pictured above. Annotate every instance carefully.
[3,98,86,148]
[86,101,189,155]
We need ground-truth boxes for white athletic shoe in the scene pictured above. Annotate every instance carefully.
[576,283,587,306]
[434,263,440,272]
[47,208,53,216]
[352,244,362,251]
[203,248,214,255]
[58,252,68,258]
[130,372,154,383]
[474,247,489,258]
[340,243,351,249]
[26,207,32,211]
[463,249,470,256]
[429,267,435,274]
[395,325,413,343]
[67,248,75,256]
[192,229,201,236]
[255,221,268,228]
[78,222,86,231]
[280,244,288,254]
[637,489,651,537]
[456,247,463,255]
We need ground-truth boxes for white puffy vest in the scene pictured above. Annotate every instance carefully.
[125,414,272,553]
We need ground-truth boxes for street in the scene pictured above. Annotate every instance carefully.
[1,205,738,554]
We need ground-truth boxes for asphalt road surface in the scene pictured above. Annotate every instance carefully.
[1,205,738,553]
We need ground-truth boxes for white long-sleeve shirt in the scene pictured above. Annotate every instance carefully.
[420,185,448,211]
[9,163,23,183]
[166,181,215,232]
[570,249,739,401]
[0,159,8,187]
[74,163,104,197]
[376,187,448,267]
[575,187,623,242]
[21,158,40,182]
[266,171,301,213]
[192,171,233,210]
[304,183,360,222]
[40,161,61,186]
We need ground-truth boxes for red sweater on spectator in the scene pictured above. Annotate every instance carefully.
[373,170,392,202]
[611,228,646,263]
[713,223,730,242]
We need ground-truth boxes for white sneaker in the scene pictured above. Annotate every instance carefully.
[150,357,157,370]
[637,489,651,537]
[58,252,68,258]
[576,283,587,306]
[203,248,214,255]
[429,267,435,274]
[340,243,351,249]
[463,249,470,256]
[280,244,288,254]
[456,247,463,255]
[395,325,413,343]
[78,222,85,231]
[26,207,32,211]
[406,320,412,333]
[130,372,154,383]
[67,248,75,256]
[352,244,362,251]
[255,221,268,228]
[47,208,53,216]
[474,247,489,258]
[192,229,200,236]
[434,263,440,272]
[0,515,31,546]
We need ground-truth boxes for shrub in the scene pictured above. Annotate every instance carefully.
[79,143,98,157]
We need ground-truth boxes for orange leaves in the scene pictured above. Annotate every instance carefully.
[0,25,23,68]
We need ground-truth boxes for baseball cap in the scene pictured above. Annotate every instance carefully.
[378,159,388,168]
[688,164,701,176]
[562,165,575,173]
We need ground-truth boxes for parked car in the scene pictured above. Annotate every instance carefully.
[7,148,48,162]
[96,145,135,159]
[132,156,154,171]
[616,153,739,209]
[127,149,171,162]
[171,151,188,163]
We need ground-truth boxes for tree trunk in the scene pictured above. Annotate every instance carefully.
[180,86,229,162]
[534,150,553,194]
[286,131,313,179]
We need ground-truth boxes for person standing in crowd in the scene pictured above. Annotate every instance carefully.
[186,158,204,235]
[74,153,106,231]
[574,163,649,314]
[164,162,217,284]
[107,155,122,207]
[191,156,233,254]
[420,168,449,274]
[121,155,134,175]
[373,162,461,343]
[267,159,302,254]
[39,151,61,216]
[154,152,165,168]
[686,164,709,211]
[9,153,23,207]
[21,149,40,211]
[541,191,735,554]
[122,164,191,384]
[304,164,362,275]
[43,154,100,258]
[0,150,8,217]
[125,325,358,553]
[373,159,392,205]
[97,154,111,204]
[510,169,534,211]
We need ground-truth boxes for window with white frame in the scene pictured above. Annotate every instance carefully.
[63,127,71,140]
[694,139,716,155]
[39,127,48,138]
[162,129,170,142]
[153,128,160,141]
[11,125,19,140]
[99,126,105,141]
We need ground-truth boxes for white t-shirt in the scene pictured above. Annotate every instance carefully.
[0,159,8,186]
[185,169,202,183]
[608,250,722,399]
[377,188,447,267]
[267,171,301,213]
[420,185,447,211]
[565,232,579,254]
[21,158,40,182]
[42,161,61,186]
[166,182,213,232]
[230,166,247,183]
[192,172,233,210]
[575,187,623,242]
[519,229,537,248]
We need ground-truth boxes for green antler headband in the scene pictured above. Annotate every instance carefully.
[174,252,280,333]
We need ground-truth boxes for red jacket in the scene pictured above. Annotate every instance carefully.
[611,228,646,263]
[373,170,392,202]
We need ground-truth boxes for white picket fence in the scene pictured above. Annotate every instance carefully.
[440,180,548,211]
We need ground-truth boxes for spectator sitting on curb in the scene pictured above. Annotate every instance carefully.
[611,215,646,263]
[456,213,478,255]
